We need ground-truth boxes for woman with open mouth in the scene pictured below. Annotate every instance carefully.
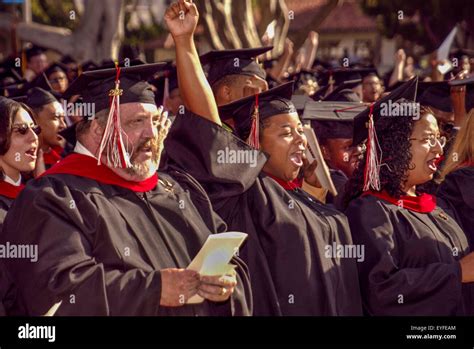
[438,108,474,251]
[0,97,40,316]
[164,3,362,316]
[344,78,474,316]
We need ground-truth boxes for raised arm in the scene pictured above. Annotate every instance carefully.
[164,0,221,126]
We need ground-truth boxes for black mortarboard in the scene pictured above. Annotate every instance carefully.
[200,47,272,86]
[449,76,474,111]
[80,60,99,72]
[44,62,68,78]
[322,78,363,102]
[149,62,179,107]
[318,68,375,87]
[26,87,58,109]
[302,101,366,140]
[25,46,46,61]
[60,55,77,65]
[64,63,166,114]
[311,84,331,101]
[352,76,420,146]
[418,81,452,113]
[0,63,24,87]
[218,81,295,144]
[3,72,56,98]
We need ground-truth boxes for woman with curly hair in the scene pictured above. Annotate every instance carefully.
[344,78,474,316]
[438,108,474,248]
[0,97,41,316]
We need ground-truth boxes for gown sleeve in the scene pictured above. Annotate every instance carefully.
[345,197,464,316]
[0,177,163,316]
[164,112,268,203]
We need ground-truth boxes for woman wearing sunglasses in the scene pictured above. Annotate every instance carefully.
[344,85,474,316]
[0,96,40,315]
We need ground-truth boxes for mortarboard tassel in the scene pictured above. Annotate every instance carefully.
[97,63,132,169]
[363,103,382,192]
[162,72,169,110]
[247,93,260,149]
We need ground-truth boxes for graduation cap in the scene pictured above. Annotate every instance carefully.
[44,62,68,78]
[0,65,24,87]
[302,101,366,140]
[322,78,363,102]
[318,68,375,87]
[64,62,165,114]
[3,72,56,98]
[149,62,178,107]
[80,60,99,72]
[352,77,420,191]
[218,81,295,148]
[200,46,272,86]
[418,81,452,113]
[63,62,166,168]
[60,55,77,65]
[25,87,58,109]
[25,46,46,61]
[449,76,474,111]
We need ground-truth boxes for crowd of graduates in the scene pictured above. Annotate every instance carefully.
[0,0,473,316]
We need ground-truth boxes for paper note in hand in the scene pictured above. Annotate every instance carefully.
[186,232,248,304]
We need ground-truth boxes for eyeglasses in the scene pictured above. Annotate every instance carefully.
[409,135,446,148]
[49,76,67,84]
[12,124,42,135]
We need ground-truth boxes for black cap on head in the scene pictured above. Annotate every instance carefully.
[149,62,179,107]
[302,101,366,140]
[200,46,272,86]
[26,87,58,109]
[25,46,46,61]
[3,72,56,98]
[218,81,295,140]
[64,63,166,114]
[0,67,24,87]
[418,81,452,113]
[322,78,363,102]
[44,62,68,78]
[352,76,420,146]
[319,68,376,87]
[449,76,474,111]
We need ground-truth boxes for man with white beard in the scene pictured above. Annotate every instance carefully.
[0,63,252,316]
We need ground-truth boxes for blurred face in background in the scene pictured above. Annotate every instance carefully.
[48,70,69,94]
[362,75,382,102]
[28,54,48,75]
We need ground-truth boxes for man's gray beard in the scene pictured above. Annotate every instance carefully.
[124,157,159,179]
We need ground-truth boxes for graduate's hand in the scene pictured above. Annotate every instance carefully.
[160,268,200,306]
[460,252,474,283]
[164,0,198,39]
[33,148,46,178]
[302,154,321,188]
[198,273,237,302]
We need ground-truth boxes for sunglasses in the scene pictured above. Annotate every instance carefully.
[12,124,42,135]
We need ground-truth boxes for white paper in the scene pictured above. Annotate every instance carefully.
[437,26,457,74]
[186,232,247,304]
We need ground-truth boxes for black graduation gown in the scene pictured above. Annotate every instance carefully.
[164,112,363,316]
[325,168,348,211]
[345,194,472,316]
[437,166,474,249]
[0,169,252,316]
[0,194,15,316]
